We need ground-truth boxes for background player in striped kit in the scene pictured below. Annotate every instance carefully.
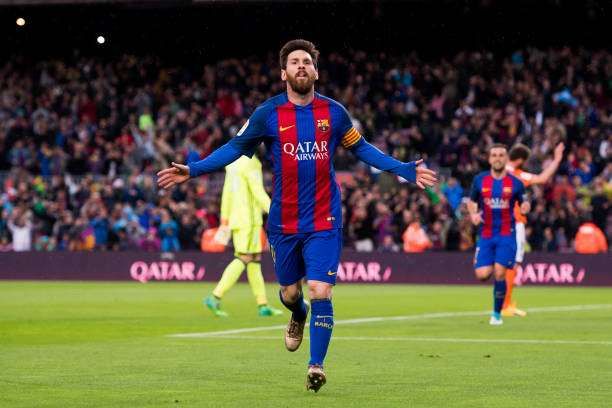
[468,144,530,325]
[157,39,437,391]
[503,142,565,317]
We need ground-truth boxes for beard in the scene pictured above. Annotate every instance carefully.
[491,162,505,172]
[287,72,316,95]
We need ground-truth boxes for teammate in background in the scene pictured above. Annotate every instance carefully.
[201,153,283,317]
[157,39,437,392]
[504,142,564,317]
[468,144,529,326]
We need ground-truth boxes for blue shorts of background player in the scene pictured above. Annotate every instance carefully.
[474,234,517,269]
[268,229,343,286]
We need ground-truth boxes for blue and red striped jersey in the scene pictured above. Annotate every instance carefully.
[229,92,360,234]
[470,171,525,238]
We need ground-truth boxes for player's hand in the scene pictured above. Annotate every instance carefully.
[553,142,565,162]
[213,225,231,246]
[157,162,190,189]
[415,160,438,189]
[520,201,531,215]
[470,211,483,226]
[397,159,437,188]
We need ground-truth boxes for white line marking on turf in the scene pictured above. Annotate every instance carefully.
[202,336,612,346]
[168,303,612,339]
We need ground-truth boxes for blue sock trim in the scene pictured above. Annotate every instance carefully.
[309,299,334,367]
[493,279,507,314]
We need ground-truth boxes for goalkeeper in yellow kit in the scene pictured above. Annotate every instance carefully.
[204,154,283,317]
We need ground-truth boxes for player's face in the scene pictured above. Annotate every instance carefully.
[489,147,508,171]
[281,50,318,95]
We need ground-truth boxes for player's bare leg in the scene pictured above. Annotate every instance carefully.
[205,255,253,317]
[280,281,309,352]
[474,266,494,282]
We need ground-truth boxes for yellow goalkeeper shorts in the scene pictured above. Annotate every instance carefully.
[232,226,262,255]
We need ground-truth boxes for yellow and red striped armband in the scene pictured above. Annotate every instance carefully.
[341,127,361,149]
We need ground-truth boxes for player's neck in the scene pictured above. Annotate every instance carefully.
[286,87,315,106]
[490,169,507,179]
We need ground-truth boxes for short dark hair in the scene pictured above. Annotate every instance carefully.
[488,143,508,155]
[509,143,531,161]
[279,39,319,70]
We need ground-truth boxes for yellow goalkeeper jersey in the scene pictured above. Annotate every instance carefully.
[220,155,271,230]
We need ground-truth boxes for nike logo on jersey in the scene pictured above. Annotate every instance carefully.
[327,271,336,276]
[279,125,295,132]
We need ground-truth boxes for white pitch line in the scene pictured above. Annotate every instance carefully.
[193,335,612,346]
[168,303,612,339]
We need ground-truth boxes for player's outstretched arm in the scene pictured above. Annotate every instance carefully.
[157,162,190,189]
[349,138,437,189]
[531,142,565,185]
[157,142,242,189]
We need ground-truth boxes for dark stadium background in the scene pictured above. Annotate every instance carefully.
[1,0,610,60]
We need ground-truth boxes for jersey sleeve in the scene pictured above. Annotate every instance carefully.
[335,104,362,149]
[515,169,534,187]
[470,176,481,202]
[514,178,526,204]
[229,105,270,157]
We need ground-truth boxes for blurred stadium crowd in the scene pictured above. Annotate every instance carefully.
[0,47,609,252]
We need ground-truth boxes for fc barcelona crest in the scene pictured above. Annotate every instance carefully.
[317,119,330,132]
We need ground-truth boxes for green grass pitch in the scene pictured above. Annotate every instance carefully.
[1,281,611,407]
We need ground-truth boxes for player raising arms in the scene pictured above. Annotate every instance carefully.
[468,144,529,326]
[157,39,437,392]
[502,142,564,317]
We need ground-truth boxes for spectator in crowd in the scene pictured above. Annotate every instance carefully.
[542,227,558,252]
[7,209,33,251]
[574,219,608,254]
[349,205,375,252]
[442,177,463,214]
[402,216,432,253]
[159,209,180,252]
[0,47,609,252]
[139,227,161,252]
[0,233,12,251]
[378,235,400,252]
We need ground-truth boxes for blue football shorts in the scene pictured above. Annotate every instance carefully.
[474,234,517,269]
[267,229,343,286]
